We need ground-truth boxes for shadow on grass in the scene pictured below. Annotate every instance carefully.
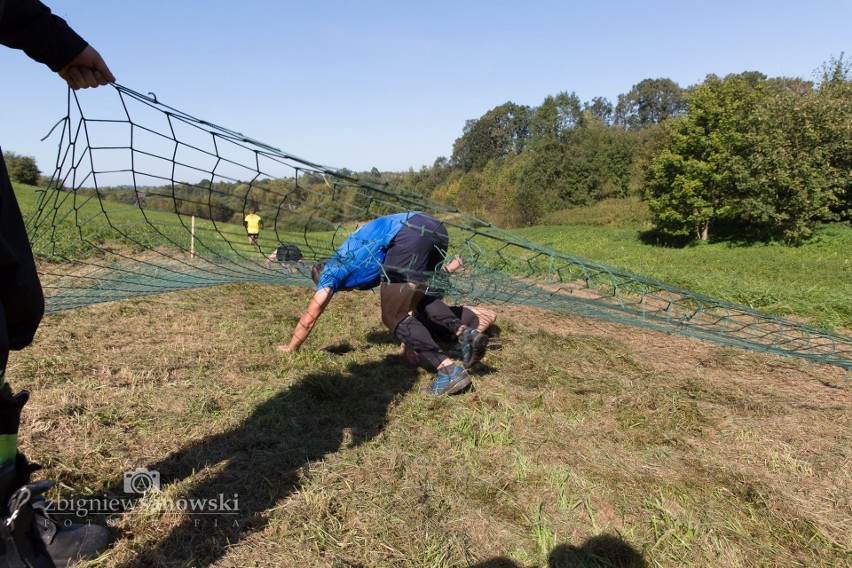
[637,227,694,248]
[639,220,789,249]
[546,535,647,568]
[363,329,401,346]
[323,340,357,354]
[112,357,419,567]
[470,534,647,567]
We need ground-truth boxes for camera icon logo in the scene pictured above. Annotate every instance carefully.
[123,467,161,494]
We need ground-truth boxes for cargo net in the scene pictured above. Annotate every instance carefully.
[27,84,852,370]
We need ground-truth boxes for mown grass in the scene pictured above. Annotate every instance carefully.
[526,198,852,330]
[7,186,852,566]
[10,284,851,567]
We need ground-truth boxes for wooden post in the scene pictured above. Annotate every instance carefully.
[190,215,196,259]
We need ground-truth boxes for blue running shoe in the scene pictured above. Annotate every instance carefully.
[421,364,471,396]
[458,328,488,368]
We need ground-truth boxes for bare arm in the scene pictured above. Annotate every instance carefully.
[278,287,333,352]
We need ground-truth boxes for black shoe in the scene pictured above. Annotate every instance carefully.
[31,500,113,568]
[2,456,113,568]
[458,328,488,368]
[1,384,113,567]
[0,471,55,568]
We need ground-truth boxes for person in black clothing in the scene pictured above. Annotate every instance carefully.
[264,243,304,273]
[1,1,115,565]
[377,213,488,395]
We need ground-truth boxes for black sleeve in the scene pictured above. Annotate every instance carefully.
[0,0,88,72]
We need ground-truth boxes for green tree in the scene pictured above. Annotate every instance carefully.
[647,70,845,243]
[454,170,485,213]
[400,157,451,197]
[450,102,533,172]
[530,92,583,139]
[646,73,765,241]
[736,77,838,242]
[520,93,638,216]
[814,54,852,221]
[519,93,581,215]
[3,151,41,185]
[614,78,687,130]
[628,123,668,195]
[584,96,614,124]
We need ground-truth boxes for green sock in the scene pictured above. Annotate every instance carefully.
[0,372,19,465]
[0,434,16,465]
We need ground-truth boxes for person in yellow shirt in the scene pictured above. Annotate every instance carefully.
[244,207,263,246]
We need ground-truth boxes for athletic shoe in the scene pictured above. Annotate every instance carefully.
[444,346,463,358]
[0,476,56,568]
[33,498,114,567]
[421,364,471,396]
[2,457,113,568]
[458,328,488,368]
[1,385,113,567]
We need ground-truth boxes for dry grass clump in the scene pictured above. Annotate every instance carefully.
[7,283,850,567]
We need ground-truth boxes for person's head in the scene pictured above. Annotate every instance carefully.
[249,207,256,214]
[311,263,325,285]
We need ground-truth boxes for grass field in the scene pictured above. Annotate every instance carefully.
[7,186,852,567]
[531,198,852,331]
[14,183,319,262]
[17,185,850,330]
[12,285,851,567]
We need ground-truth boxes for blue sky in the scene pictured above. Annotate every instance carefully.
[1,0,850,174]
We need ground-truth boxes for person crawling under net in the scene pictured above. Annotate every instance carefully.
[278,212,489,396]
[265,243,304,274]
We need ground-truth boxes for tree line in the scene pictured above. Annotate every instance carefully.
[59,171,385,229]
[393,55,851,244]
[7,55,850,245]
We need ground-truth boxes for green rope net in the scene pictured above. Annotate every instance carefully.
[27,84,852,370]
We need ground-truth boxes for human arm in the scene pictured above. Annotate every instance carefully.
[277,287,333,352]
[0,0,114,89]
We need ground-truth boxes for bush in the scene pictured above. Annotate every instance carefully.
[3,151,40,185]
